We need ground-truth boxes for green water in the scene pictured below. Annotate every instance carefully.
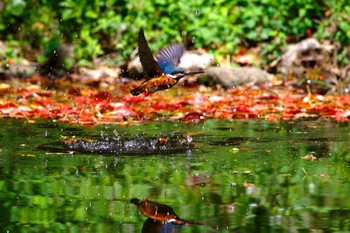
[0,119,350,232]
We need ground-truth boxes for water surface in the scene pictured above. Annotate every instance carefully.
[0,119,349,232]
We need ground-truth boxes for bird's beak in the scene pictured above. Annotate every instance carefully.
[185,70,205,75]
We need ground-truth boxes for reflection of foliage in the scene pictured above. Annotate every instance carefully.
[0,120,350,232]
[0,0,349,66]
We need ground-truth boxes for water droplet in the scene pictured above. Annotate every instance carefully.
[186,136,193,143]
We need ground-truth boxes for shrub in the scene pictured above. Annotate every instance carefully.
[0,0,348,68]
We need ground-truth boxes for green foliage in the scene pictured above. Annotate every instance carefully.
[0,0,348,67]
[314,1,350,67]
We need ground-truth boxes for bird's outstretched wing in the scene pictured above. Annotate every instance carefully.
[156,43,185,74]
[138,28,163,77]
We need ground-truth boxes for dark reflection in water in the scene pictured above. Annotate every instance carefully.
[49,131,193,155]
[141,218,178,233]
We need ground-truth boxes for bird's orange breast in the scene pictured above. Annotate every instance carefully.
[138,75,178,95]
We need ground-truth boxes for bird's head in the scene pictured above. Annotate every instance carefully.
[172,70,186,80]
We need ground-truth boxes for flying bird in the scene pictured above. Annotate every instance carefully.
[130,28,204,96]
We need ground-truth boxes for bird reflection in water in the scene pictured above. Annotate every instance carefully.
[130,198,202,233]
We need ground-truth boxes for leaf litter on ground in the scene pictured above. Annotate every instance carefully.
[0,74,349,126]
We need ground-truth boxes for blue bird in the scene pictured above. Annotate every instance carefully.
[131,28,204,96]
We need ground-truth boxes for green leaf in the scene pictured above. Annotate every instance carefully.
[299,8,307,17]
[8,0,26,16]
[85,10,98,19]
